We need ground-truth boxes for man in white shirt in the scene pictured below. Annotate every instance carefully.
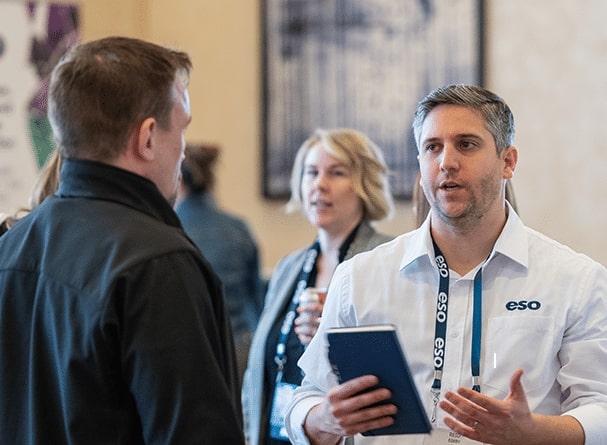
[286,84,607,445]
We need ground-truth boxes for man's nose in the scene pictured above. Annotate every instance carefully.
[439,145,459,171]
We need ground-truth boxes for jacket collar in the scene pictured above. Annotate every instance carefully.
[57,158,182,228]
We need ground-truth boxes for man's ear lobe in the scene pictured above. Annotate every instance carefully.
[136,117,157,161]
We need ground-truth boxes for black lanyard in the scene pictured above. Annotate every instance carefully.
[430,240,483,423]
[273,240,320,376]
[273,223,361,378]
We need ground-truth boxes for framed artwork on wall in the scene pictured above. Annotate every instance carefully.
[261,0,484,199]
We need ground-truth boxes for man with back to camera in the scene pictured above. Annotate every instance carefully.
[0,36,244,444]
[285,84,607,444]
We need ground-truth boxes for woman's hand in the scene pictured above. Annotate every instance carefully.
[294,288,326,346]
[294,300,324,345]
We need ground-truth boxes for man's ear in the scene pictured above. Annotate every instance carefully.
[135,117,157,161]
[502,145,518,179]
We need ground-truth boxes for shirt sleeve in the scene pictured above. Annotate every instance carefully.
[286,389,350,445]
[557,261,607,445]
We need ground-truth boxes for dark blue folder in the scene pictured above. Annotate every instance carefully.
[327,324,432,436]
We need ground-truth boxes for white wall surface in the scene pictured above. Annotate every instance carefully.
[486,1,607,267]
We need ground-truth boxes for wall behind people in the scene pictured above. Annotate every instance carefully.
[68,0,607,269]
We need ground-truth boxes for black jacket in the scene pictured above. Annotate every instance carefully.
[0,159,244,444]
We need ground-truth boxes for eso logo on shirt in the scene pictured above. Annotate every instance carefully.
[505,300,541,311]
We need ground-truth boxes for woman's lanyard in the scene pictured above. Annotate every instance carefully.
[273,241,320,378]
[273,224,361,379]
[430,239,483,423]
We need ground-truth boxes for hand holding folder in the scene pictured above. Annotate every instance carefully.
[327,324,432,436]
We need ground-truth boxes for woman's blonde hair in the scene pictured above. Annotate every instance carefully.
[28,150,62,208]
[0,150,62,232]
[286,128,394,221]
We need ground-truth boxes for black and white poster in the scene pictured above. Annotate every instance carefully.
[262,0,483,199]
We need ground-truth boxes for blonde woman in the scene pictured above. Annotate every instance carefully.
[242,128,394,445]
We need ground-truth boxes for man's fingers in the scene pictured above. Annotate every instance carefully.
[330,375,380,399]
[508,368,526,399]
[328,378,398,437]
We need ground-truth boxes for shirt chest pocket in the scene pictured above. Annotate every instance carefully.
[482,316,557,395]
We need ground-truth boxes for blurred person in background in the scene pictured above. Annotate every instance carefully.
[242,127,395,445]
[176,142,264,384]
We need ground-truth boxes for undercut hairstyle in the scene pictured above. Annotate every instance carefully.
[48,36,192,160]
[286,128,394,221]
[412,84,515,153]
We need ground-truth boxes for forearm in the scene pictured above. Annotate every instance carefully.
[525,414,584,445]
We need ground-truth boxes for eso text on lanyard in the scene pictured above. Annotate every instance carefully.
[430,240,483,424]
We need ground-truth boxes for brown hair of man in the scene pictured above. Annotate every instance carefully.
[48,36,192,161]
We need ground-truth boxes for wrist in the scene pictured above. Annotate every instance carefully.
[304,403,343,445]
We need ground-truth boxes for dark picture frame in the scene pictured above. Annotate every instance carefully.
[261,0,484,199]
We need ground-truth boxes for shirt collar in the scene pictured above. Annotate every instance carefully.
[400,201,529,273]
[492,201,529,269]
[400,216,433,272]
